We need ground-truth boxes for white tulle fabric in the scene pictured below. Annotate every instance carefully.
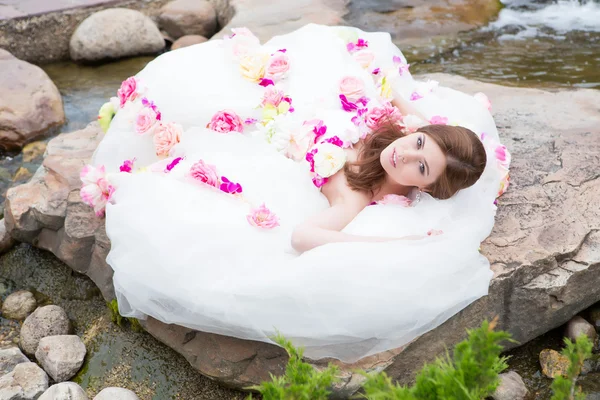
[92,24,506,362]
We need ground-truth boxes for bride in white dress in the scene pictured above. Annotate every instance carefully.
[82,24,510,362]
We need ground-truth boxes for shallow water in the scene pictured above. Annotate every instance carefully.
[347,0,600,88]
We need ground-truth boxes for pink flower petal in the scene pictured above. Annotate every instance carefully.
[258,78,274,87]
[410,92,423,101]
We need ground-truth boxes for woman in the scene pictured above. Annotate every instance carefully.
[86,24,509,362]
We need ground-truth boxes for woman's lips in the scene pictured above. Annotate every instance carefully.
[391,148,397,168]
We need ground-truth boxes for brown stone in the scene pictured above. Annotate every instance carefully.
[4,76,600,395]
[0,218,16,255]
[565,316,597,343]
[540,349,570,378]
[0,51,65,151]
[22,141,48,163]
[159,0,217,39]
[171,35,208,50]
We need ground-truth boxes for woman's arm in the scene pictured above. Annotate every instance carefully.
[391,92,428,122]
[291,201,423,253]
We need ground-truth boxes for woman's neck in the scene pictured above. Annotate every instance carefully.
[372,176,412,201]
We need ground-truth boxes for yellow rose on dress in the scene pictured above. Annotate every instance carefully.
[239,53,269,82]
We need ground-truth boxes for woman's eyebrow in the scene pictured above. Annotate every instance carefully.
[422,135,430,176]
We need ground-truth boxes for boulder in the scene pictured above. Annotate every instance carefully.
[566,316,597,343]
[93,387,139,399]
[0,362,49,400]
[159,0,217,39]
[0,347,29,376]
[69,9,165,62]
[20,305,71,356]
[171,35,208,50]
[4,76,600,395]
[35,335,86,382]
[0,218,16,255]
[39,382,88,400]
[0,51,65,151]
[2,290,37,320]
[492,371,528,400]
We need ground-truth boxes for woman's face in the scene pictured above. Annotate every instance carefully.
[380,132,446,190]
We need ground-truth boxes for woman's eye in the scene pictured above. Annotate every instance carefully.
[417,137,422,149]
[419,162,425,174]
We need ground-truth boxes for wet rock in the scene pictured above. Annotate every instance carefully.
[22,141,47,163]
[172,35,208,50]
[566,316,597,343]
[0,218,16,256]
[0,362,49,400]
[159,0,217,39]
[39,382,88,400]
[35,335,86,382]
[93,387,140,399]
[70,9,165,62]
[492,371,528,400]
[588,305,600,332]
[540,349,570,378]
[0,51,65,151]
[20,305,71,356]
[2,290,37,320]
[0,347,29,376]
[12,167,33,183]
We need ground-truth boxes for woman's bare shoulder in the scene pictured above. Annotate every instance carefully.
[322,169,371,208]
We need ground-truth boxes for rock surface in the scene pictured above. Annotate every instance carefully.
[20,305,71,356]
[39,382,88,400]
[492,371,528,400]
[0,362,49,400]
[70,8,165,62]
[2,290,37,320]
[35,335,86,382]
[0,218,16,255]
[0,50,65,151]
[0,347,29,376]
[172,34,208,50]
[93,387,140,399]
[4,76,600,394]
[566,315,597,343]
[159,0,217,39]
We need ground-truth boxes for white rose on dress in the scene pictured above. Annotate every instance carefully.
[269,116,313,161]
[313,142,347,177]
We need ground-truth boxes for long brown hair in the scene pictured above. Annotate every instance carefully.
[344,123,487,200]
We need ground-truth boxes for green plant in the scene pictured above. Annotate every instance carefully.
[247,333,339,399]
[361,318,511,399]
[550,335,593,400]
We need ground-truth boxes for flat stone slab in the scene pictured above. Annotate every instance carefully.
[4,75,600,395]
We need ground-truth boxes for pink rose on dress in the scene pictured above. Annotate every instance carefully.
[135,107,160,135]
[117,77,139,107]
[264,52,290,80]
[429,115,448,125]
[495,144,511,169]
[474,92,492,112]
[261,87,285,107]
[365,103,403,130]
[208,110,244,133]
[153,122,183,157]
[378,194,412,206]
[247,203,280,229]
[228,27,261,58]
[339,76,365,102]
[353,49,375,69]
[80,165,115,217]
[190,160,219,187]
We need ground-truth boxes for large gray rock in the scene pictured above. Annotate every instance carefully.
[0,218,16,255]
[20,306,71,356]
[159,0,217,39]
[69,8,165,62]
[39,382,88,400]
[35,335,86,382]
[0,347,29,376]
[0,51,65,151]
[0,362,49,400]
[2,290,37,321]
[4,76,600,395]
[492,371,528,400]
[93,387,139,400]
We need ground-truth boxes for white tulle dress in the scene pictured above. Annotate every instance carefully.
[87,24,510,362]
